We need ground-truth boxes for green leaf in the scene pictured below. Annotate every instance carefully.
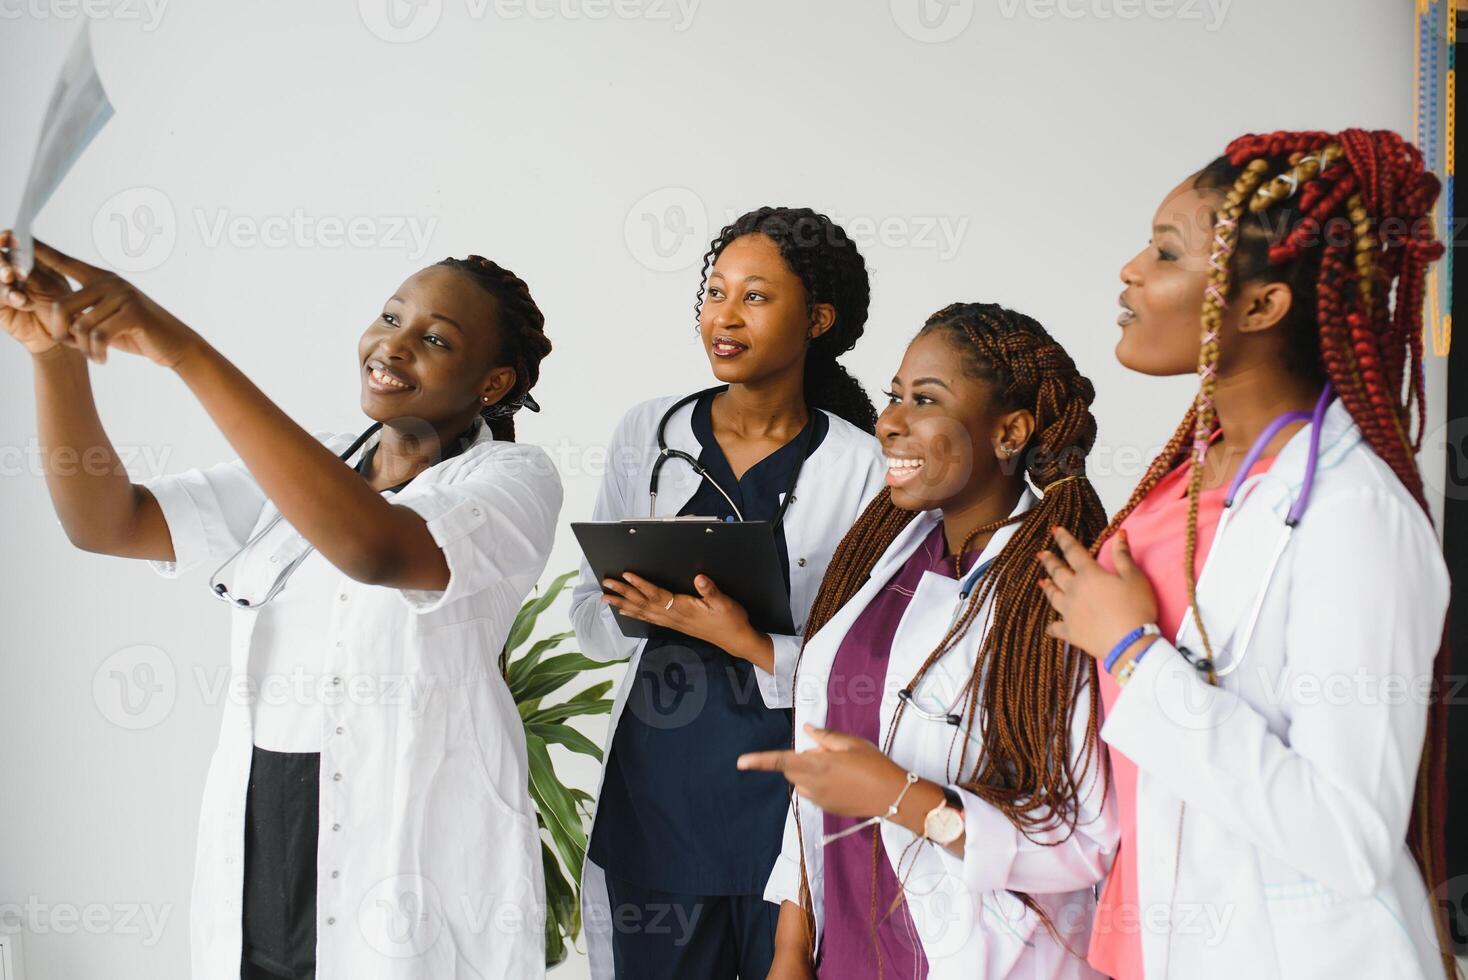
[526,698,612,726]
[514,652,612,703]
[526,721,603,762]
[524,733,588,883]
[506,631,576,692]
[500,569,628,967]
[542,839,576,965]
[504,570,577,656]
[569,787,596,820]
[565,680,614,705]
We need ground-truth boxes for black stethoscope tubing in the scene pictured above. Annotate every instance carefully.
[648,385,815,529]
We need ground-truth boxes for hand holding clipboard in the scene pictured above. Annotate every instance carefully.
[572,519,795,649]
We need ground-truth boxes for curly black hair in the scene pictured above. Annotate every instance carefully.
[436,255,552,442]
[694,206,877,433]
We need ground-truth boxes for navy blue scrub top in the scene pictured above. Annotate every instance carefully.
[588,389,829,896]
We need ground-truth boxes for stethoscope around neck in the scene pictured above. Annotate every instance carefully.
[648,384,815,529]
[206,418,477,607]
[894,552,1000,728]
[1187,381,1334,678]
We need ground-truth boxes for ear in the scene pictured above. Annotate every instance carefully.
[1233,280,1293,335]
[808,302,837,341]
[993,408,1036,460]
[479,365,517,407]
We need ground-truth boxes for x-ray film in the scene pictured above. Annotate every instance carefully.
[11,23,115,276]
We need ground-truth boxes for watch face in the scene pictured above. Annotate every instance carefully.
[925,805,964,845]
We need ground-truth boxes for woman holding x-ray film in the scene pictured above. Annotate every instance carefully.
[1,233,561,979]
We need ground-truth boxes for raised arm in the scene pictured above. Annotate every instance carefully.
[3,232,172,560]
[32,343,178,560]
[19,237,443,588]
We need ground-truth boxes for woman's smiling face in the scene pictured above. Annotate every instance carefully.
[357,265,516,424]
[877,328,1032,514]
[698,233,833,384]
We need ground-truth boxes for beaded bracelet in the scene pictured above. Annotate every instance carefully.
[820,770,920,847]
[1104,623,1161,674]
[1114,640,1156,686]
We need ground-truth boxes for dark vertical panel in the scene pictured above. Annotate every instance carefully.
[1443,17,1466,954]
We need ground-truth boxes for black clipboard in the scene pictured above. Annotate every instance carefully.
[572,518,795,639]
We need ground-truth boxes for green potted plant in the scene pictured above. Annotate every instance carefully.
[498,569,624,968]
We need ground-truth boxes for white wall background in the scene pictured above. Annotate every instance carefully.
[0,1,1445,977]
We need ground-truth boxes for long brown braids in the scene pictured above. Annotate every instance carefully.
[1094,129,1452,976]
[787,302,1109,966]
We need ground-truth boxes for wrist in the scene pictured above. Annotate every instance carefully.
[1113,634,1161,686]
[891,777,946,836]
[31,341,73,363]
[167,330,209,374]
[1112,634,1159,673]
[1103,622,1160,673]
[729,625,773,670]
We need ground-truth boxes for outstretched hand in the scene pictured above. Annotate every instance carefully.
[1,235,199,368]
[0,230,74,355]
[737,724,909,820]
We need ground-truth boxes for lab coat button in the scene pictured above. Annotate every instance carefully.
[326,917,336,926]
[338,593,348,602]
[797,557,807,567]
[333,772,343,781]
[331,676,342,686]
[331,870,340,879]
[335,726,344,735]
[331,823,341,832]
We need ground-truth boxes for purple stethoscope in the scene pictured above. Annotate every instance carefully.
[1196,381,1335,678]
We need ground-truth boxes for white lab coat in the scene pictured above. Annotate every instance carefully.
[764,488,1119,979]
[138,420,561,979]
[1097,398,1452,978]
[568,392,887,980]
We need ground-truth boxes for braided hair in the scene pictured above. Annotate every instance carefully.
[789,302,1109,966]
[436,255,552,442]
[694,206,878,433]
[1094,129,1452,977]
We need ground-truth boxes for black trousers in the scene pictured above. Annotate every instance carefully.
[241,959,313,980]
[602,869,779,979]
[240,746,320,980]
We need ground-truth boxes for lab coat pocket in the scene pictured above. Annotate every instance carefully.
[1263,880,1422,978]
[456,678,538,829]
